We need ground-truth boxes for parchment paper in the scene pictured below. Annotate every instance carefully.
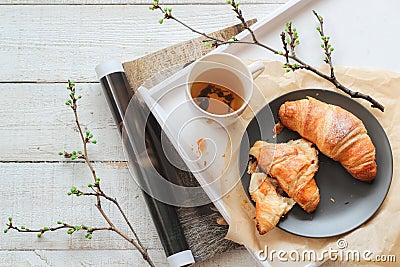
[222,60,400,266]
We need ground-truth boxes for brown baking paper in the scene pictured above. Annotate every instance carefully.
[222,60,399,266]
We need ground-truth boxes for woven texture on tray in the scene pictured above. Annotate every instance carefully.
[122,19,256,93]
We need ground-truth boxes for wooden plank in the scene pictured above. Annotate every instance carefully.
[0,162,163,250]
[0,1,288,4]
[0,161,257,265]
[0,250,168,266]
[0,250,353,266]
[0,248,257,267]
[0,4,284,82]
[0,83,126,162]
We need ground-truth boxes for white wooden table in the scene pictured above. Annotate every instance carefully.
[0,1,342,266]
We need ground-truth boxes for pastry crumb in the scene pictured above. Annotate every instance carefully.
[273,122,284,134]
[196,138,207,153]
[216,217,228,226]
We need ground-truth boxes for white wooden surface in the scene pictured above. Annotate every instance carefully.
[0,1,340,266]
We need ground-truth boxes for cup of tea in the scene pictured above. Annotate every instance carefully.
[186,52,264,126]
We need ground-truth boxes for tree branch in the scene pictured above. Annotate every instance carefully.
[150,1,384,112]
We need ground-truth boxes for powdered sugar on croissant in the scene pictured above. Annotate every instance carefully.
[278,97,377,182]
[249,173,295,235]
[249,139,320,213]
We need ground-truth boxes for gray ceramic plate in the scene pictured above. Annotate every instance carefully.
[239,89,393,238]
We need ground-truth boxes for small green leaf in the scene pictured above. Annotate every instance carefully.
[43,227,49,231]
[67,229,74,234]
[321,44,325,48]
[57,221,62,225]
[71,187,77,193]
[91,140,97,144]
[278,51,284,55]
[158,19,164,24]
[78,95,82,99]
[149,6,154,10]
[3,229,8,234]
[89,133,93,138]
[67,192,72,196]
[87,228,93,232]
[77,151,82,155]
[316,26,321,31]
[58,152,63,156]
[204,42,211,48]
[8,217,12,222]
[87,234,92,239]
[167,8,172,12]
[286,69,291,73]
[37,233,42,238]
[330,47,334,51]
[88,184,93,188]
[74,226,81,231]
[72,151,77,155]
[71,155,77,160]
[21,226,25,229]
[226,0,231,4]
[86,130,90,137]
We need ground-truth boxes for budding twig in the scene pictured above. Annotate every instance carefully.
[150,0,384,111]
[5,81,155,267]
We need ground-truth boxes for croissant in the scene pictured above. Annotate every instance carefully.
[249,172,295,235]
[278,97,377,182]
[249,139,320,213]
